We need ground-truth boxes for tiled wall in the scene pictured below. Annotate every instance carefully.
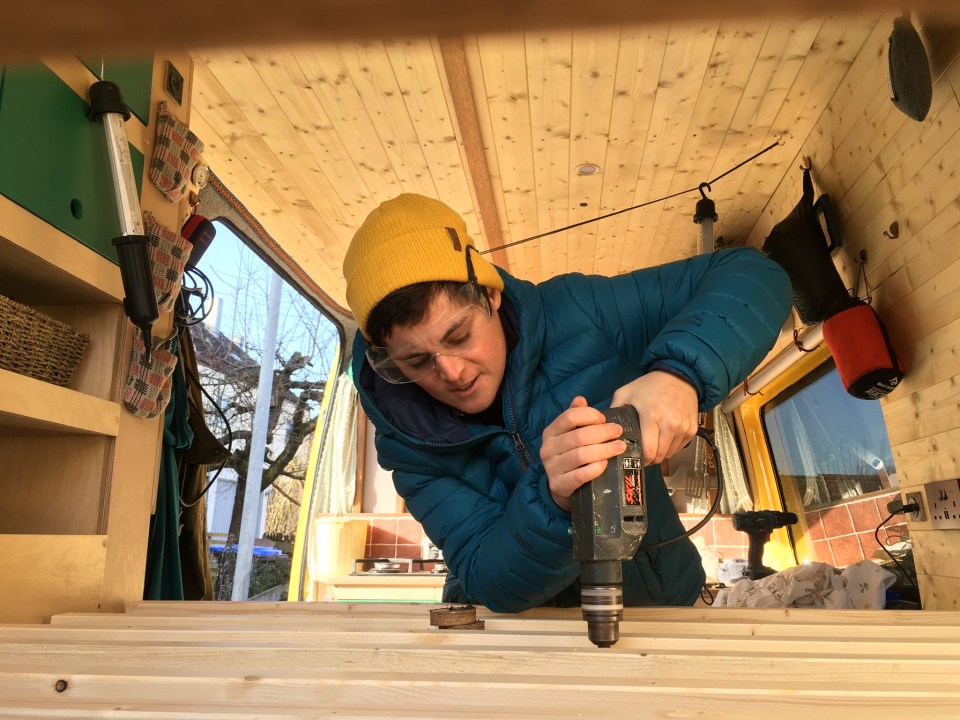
[682,515,749,564]
[354,492,909,571]
[365,515,429,559]
[804,490,908,567]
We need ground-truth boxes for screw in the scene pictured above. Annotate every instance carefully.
[55,679,68,693]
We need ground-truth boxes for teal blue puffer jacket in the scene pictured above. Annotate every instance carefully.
[351,248,792,612]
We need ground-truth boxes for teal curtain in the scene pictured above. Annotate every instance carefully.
[143,336,194,600]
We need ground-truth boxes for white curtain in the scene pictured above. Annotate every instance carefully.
[715,409,753,514]
[314,371,359,515]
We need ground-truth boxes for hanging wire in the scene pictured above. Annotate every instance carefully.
[176,266,217,327]
[479,137,783,255]
[173,266,235,509]
[853,249,873,304]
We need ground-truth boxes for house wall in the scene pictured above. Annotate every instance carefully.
[745,17,960,609]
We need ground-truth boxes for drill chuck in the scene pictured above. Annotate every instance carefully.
[580,584,624,648]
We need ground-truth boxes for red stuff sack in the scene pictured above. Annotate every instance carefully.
[822,300,904,399]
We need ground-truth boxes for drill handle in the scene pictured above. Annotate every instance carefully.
[745,529,771,571]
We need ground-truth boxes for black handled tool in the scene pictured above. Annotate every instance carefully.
[732,510,798,579]
[571,406,648,649]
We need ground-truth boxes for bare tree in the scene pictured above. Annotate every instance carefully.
[191,248,338,542]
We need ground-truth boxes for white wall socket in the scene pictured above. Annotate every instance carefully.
[924,479,960,529]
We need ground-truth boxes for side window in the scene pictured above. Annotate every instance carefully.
[761,360,903,567]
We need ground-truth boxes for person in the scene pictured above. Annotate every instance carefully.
[343,193,792,612]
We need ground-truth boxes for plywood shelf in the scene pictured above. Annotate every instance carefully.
[0,196,123,307]
[0,368,120,437]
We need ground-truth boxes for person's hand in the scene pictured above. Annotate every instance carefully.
[540,396,626,512]
[611,370,700,466]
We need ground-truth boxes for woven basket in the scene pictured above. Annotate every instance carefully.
[0,294,90,387]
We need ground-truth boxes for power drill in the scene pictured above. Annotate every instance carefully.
[570,406,647,649]
[732,510,799,580]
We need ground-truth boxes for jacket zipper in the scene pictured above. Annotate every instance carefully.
[505,380,536,471]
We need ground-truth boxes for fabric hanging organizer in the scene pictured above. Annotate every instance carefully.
[149,100,204,203]
[762,167,849,324]
[123,331,179,419]
[143,211,191,311]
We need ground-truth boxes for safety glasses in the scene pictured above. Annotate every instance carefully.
[366,281,492,384]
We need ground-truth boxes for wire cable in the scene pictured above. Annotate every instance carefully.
[638,426,724,552]
[479,138,783,255]
[178,345,235,508]
[874,510,919,591]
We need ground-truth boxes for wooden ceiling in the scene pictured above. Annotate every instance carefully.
[189,13,890,309]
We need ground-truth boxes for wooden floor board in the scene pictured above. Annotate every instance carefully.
[3,602,960,717]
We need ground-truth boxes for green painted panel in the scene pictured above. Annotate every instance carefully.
[79,56,153,124]
[0,63,145,265]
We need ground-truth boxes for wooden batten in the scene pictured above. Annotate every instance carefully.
[2,602,960,717]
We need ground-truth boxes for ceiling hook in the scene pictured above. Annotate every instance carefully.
[883,221,900,239]
[800,156,812,171]
[698,182,712,200]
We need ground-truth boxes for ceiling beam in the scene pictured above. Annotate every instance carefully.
[438,37,510,271]
[5,1,958,61]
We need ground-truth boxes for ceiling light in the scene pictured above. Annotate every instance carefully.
[576,163,601,176]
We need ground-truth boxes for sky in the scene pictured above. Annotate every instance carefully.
[190,220,339,385]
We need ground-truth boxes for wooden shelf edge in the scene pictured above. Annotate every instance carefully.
[0,368,120,436]
[0,193,123,302]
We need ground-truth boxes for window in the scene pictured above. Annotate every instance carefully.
[762,361,897,513]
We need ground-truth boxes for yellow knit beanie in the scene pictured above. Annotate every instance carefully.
[343,194,504,339]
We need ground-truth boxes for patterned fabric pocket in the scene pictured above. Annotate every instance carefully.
[123,332,178,419]
[149,101,204,203]
[143,211,191,311]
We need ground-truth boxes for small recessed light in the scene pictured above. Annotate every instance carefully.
[576,163,601,176]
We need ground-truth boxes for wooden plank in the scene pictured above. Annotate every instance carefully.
[8,1,960,62]
[10,623,960,656]
[381,40,477,228]
[7,601,960,716]
[0,536,106,623]
[566,27,620,274]
[0,369,120,437]
[522,29,573,280]
[2,674,959,720]
[666,16,826,263]
[0,195,123,304]
[622,21,719,271]
[7,636,960,685]
[594,26,667,276]
[476,33,542,283]
[435,37,509,269]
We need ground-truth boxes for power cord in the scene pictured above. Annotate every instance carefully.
[874,498,920,592]
[479,137,782,254]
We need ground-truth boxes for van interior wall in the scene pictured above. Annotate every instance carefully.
[743,18,960,609]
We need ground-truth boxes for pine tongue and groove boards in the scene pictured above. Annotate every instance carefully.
[2,603,960,718]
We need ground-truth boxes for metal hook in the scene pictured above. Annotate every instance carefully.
[883,221,900,239]
[98,56,105,81]
[698,182,712,200]
[799,156,812,171]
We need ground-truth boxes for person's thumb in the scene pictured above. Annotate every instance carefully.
[569,395,587,408]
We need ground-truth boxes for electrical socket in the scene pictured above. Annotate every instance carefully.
[924,479,960,529]
[904,492,925,522]
[165,61,184,105]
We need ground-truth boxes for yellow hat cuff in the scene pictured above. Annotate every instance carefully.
[345,226,503,338]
